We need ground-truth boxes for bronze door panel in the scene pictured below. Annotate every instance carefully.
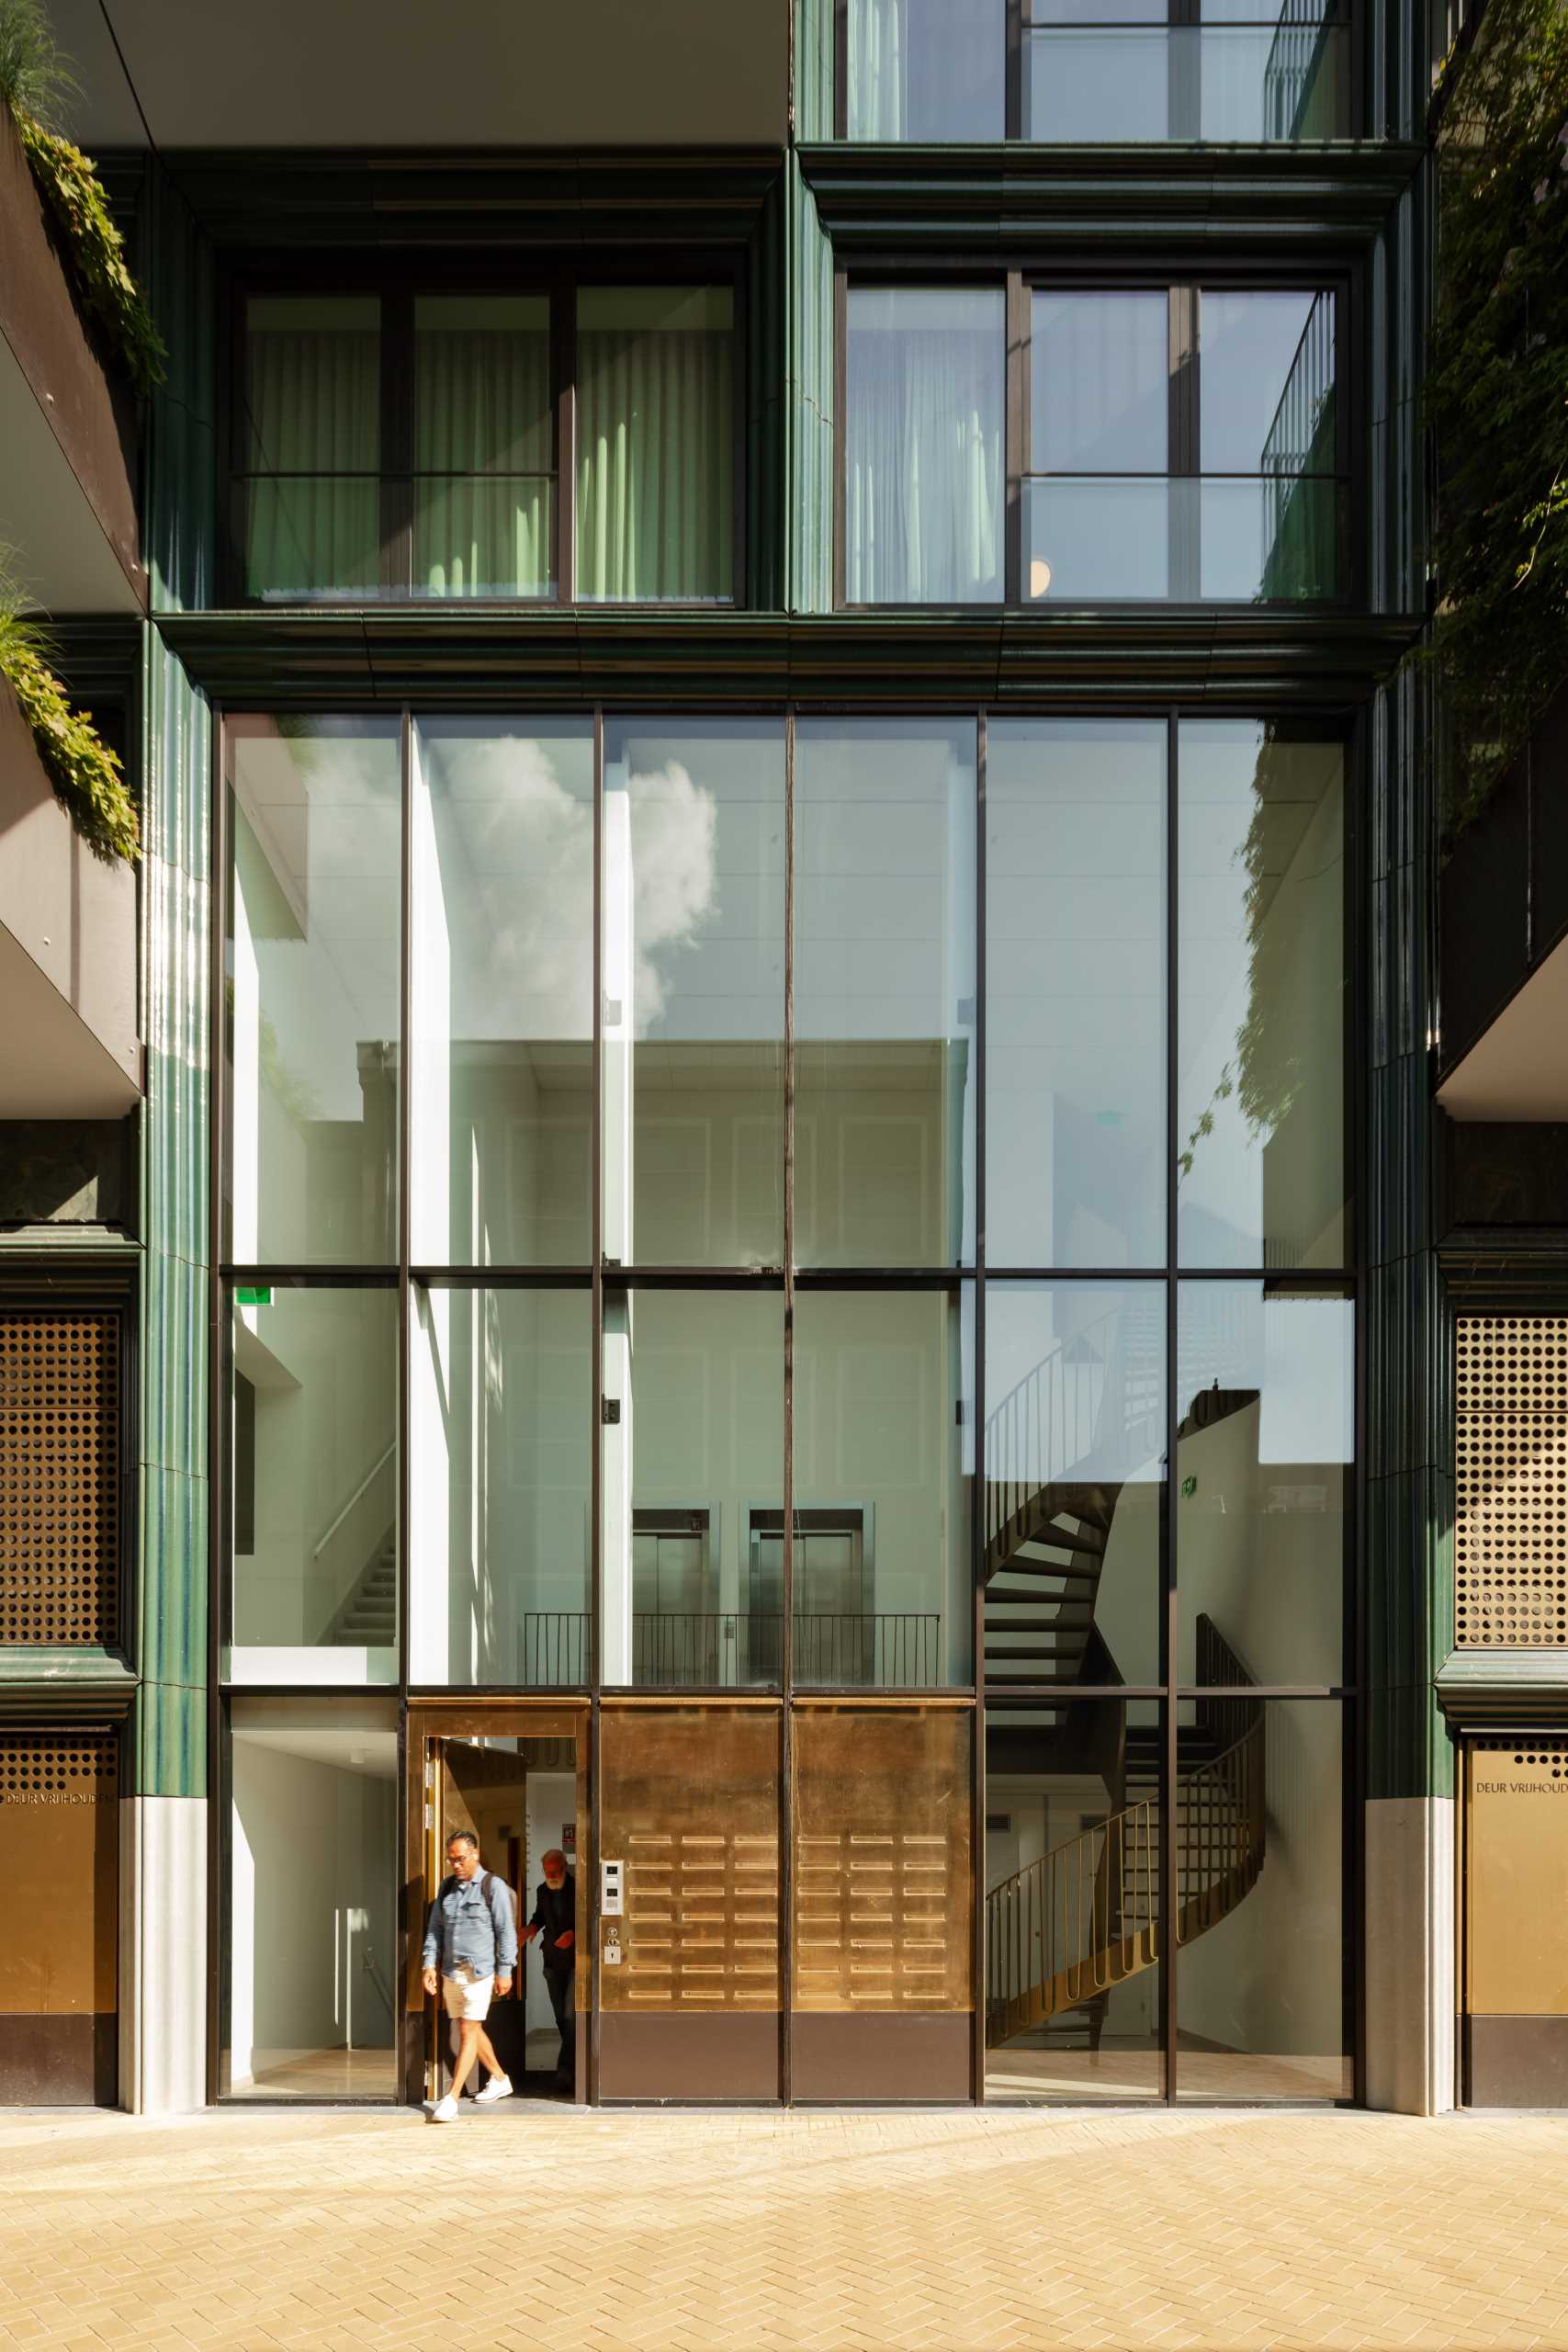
[0,1731,118,2107]
[1465,1737,1568,2107]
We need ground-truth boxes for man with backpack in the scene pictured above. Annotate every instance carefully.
[421,1829,518,2121]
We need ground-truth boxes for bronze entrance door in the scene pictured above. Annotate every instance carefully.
[406,1703,587,2105]
[0,1729,118,2105]
[1464,1736,1568,2106]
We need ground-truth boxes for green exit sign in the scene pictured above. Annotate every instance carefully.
[235,1286,272,1306]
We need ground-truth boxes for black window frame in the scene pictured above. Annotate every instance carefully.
[833,0,1364,144]
[835,261,1359,612]
[221,255,749,612]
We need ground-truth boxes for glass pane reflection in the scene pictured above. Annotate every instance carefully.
[793,718,976,1267]
[1177,723,1348,1268]
[603,720,785,1270]
[986,723,1165,1268]
[1024,479,1170,605]
[411,719,593,1267]
[1023,22,1348,141]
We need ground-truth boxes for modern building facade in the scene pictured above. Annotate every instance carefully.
[0,0,1559,2116]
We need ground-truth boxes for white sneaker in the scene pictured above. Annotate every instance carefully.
[474,2074,513,2105]
[428,2095,458,2123]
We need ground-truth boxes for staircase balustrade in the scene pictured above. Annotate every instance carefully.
[984,1612,1267,2048]
[518,1611,941,1689]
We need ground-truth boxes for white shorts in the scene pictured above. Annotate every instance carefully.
[442,1970,494,2022]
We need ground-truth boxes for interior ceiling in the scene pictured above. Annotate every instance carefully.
[1438,933,1568,1123]
[51,0,787,153]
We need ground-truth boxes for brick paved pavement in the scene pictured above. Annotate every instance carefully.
[2,2103,1568,2351]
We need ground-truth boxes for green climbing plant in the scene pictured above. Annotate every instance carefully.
[0,0,164,394]
[0,561,139,863]
[1423,0,1568,842]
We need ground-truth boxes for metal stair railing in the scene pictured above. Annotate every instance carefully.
[983,1615,1267,2047]
[983,1305,1163,1577]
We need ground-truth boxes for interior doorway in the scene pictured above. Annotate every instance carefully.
[408,1703,587,2109]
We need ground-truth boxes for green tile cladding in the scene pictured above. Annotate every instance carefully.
[143,163,218,618]
[133,627,211,1799]
[795,0,834,141]
[785,156,834,614]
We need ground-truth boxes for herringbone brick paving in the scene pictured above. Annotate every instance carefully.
[2,2104,1567,2350]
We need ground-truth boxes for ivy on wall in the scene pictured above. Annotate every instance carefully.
[0,0,164,393]
[0,575,140,864]
[1425,0,1568,840]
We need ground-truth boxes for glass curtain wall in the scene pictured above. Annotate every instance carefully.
[978,711,1352,2104]
[1024,288,1340,605]
[220,706,1353,2104]
[843,0,1352,139]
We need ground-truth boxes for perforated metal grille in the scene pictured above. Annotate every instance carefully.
[1471,1737,1568,1770]
[1456,1317,1568,1647]
[0,1314,120,1645]
[0,1731,118,1800]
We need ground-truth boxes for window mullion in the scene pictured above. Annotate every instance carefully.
[381,289,414,596]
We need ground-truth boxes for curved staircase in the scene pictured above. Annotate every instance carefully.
[982,1306,1268,2051]
[984,1305,1162,1687]
[986,1627,1266,2050]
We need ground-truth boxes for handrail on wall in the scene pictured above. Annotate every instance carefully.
[312,1441,396,1561]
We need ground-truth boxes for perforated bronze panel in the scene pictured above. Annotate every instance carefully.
[1456,1316,1568,1648]
[0,1313,119,1645]
[1466,1736,1568,2017]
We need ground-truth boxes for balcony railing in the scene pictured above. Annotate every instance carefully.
[519,1611,942,1689]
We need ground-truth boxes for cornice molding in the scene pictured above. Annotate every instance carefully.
[1436,1649,1568,1730]
[123,146,784,251]
[44,616,144,707]
[156,606,1418,707]
[1438,1228,1568,1305]
[798,139,1426,244]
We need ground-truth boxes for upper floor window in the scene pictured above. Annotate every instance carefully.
[232,277,738,605]
[843,277,1345,607]
[844,286,1005,605]
[841,0,1352,141]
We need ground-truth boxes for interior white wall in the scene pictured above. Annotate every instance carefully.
[1175,1291,1351,1687]
[1175,1701,1344,2070]
[227,1736,397,2087]
[228,728,400,1266]
[523,1772,577,2035]
[412,1287,591,1683]
[231,1286,397,1662]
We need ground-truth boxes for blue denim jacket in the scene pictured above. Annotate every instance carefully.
[422,1868,518,1978]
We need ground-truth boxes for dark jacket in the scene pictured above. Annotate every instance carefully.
[528,1874,576,1973]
